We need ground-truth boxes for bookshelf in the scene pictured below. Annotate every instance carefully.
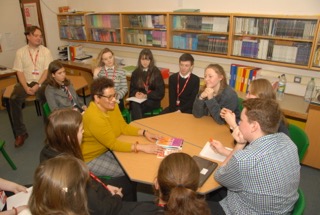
[121,13,168,48]
[85,13,121,44]
[231,15,318,68]
[56,12,320,70]
[169,13,230,56]
[57,13,87,41]
[311,25,320,70]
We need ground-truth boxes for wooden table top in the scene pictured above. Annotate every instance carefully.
[114,112,234,194]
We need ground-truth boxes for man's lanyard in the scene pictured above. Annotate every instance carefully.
[28,49,39,71]
[104,66,116,81]
[176,74,190,106]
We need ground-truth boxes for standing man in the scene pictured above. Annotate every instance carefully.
[162,53,200,114]
[10,26,53,147]
[210,98,300,214]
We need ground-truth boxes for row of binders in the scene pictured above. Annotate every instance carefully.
[229,64,261,93]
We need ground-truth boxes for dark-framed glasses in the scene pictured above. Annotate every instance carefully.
[98,93,118,100]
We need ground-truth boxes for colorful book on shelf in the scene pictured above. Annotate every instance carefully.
[156,137,184,148]
[229,64,261,93]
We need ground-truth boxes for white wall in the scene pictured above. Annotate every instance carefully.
[0,0,26,68]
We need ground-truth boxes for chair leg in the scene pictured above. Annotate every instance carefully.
[34,100,42,116]
[0,141,17,170]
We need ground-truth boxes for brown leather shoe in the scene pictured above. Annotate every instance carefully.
[14,133,29,148]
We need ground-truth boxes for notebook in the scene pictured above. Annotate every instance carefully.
[192,156,218,187]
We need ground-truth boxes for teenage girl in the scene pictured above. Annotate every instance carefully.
[193,64,240,124]
[93,48,128,110]
[129,48,164,120]
[45,60,87,113]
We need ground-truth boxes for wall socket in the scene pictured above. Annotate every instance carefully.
[294,76,302,83]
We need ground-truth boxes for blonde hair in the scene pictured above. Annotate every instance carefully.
[29,155,90,215]
[96,47,117,68]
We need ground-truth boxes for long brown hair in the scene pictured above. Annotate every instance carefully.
[156,153,210,215]
[135,48,161,89]
[47,60,70,88]
[45,109,83,160]
[202,64,227,95]
[29,155,90,215]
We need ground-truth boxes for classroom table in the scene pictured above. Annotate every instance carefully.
[114,112,234,194]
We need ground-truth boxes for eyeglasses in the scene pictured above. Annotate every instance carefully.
[98,93,118,100]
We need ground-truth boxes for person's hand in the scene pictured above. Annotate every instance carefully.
[138,144,163,154]
[107,185,123,198]
[204,87,215,99]
[231,126,246,144]
[209,139,231,156]
[24,87,34,95]
[16,205,28,214]
[220,108,237,128]
[135,92,146,99]
[82,105,87,111]
[30,84,40,94]
[143,130,159,142]
[175,110,181,113]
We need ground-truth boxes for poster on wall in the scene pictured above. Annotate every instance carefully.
[23,3,40,27]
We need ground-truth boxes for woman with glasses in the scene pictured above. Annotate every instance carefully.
[82,77,163,179]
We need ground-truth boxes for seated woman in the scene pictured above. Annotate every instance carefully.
[220,78,289,136]
[193,64,240,124]
[39,108,126,214]
[45,60,87,113]
[118,153,222,215]
[129,48,164,120]
[93,47,128,110]
[82,77,163,179]
[20,155,90,215]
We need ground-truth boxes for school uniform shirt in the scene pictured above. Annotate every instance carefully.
[192,85,240,125]
[167,72,200,113]
[215,133,300,215]
[45,84,84,111]
[96,67,128,100]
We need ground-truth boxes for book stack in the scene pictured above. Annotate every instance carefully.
[229,64,261,93]
[156,137,184,158]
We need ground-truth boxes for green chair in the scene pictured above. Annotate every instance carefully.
[238,97,244,112]
[0,140,17,170]
[121,108,131,123]
[292,188,306,215]
[144,107,163,117]
[43,102,52,118]
[288,124,309,161]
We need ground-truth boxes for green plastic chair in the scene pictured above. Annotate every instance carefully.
[121,108,131,123]
[238,97,244,112]
[288,124,309,162]
[144,107,163,117]
[292,188,306,215]
[43,102,52,118]
[0,140,17,170]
